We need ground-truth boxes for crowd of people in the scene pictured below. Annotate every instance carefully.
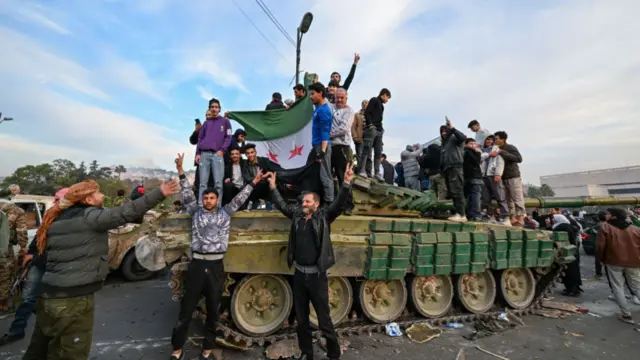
[1,50,639,360]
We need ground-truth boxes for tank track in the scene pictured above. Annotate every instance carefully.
[189,264,565,347]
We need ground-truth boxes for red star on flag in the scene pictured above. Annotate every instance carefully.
[268,151,279,163]
[288,144,304,160]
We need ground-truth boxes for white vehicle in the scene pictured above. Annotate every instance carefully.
[0,194,54,255]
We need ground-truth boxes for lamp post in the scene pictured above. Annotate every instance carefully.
[0,112,15,125]
[295,12,313,85]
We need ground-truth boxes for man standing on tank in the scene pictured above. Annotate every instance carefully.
[265,162,354,360]
[358,88,391,181]
[308,82,334,203]
[170,153,264,360]
[196,98,233,206]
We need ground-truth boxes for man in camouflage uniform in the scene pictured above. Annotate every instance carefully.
[0,202,28,314]
[113,189,129,207]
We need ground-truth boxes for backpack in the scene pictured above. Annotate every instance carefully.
[0,210,9,257]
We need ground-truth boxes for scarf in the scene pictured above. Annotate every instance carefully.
[36,180,100,255]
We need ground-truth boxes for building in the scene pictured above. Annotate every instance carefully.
[540,166,640,197]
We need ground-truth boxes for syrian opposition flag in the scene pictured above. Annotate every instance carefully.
[227,73,315,169]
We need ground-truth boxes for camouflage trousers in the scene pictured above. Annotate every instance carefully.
[0,254,15,301]
[23,295,95,360]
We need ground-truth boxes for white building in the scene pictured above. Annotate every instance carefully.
[540,166,640,197]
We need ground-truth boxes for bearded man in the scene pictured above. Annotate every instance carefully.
[265,162,354,360]
[21,179,179,359]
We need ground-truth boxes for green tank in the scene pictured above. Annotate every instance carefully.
[135,177,640,347]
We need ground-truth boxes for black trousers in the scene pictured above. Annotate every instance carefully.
[331,144,354,211]
[171,259,225,351]
[293,270,340,359]
[444,166,465,216]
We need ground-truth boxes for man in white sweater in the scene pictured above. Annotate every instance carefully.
[330,88,355,212]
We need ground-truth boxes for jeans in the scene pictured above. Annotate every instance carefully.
[444,167,465,216]
[308,144,334,203]
[465,179,483,220]
[293,270,340,359]
[8,265,44,336]
[171,259,224,351]
[198,151,225,206]
[359,126,383,176]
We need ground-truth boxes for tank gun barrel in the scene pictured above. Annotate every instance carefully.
[433,196,640,210]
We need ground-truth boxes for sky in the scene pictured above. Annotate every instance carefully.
[1,0,639,185]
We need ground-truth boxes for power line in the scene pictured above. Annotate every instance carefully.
[254,0,296,47]
[229,0,292,64]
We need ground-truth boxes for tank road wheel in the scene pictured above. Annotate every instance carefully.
[456,270,496,314]
[231,275,293,336]
[359,279,408,323]
[409,275,454,318]
[310,277,353,328]
[498,268,536,309]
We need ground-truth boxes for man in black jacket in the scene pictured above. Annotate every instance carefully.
[329,53,360,91]
[420,142,447,201]
[490,131,524,226]
[463,139,483,221]
[265,92,287,110]
[440,119,467,222]
[22,179,178,359]
[266,162,354,360]
[358,88,391,181]
[380,154,395,185]
[222,147,249,208]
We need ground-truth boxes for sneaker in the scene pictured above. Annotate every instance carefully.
[448,214,468,222]
[169,350,185,360]
[358,171,368,178]
[616,313,635,324]
[374,174,384,182]
[0,333,25,346]
[633,296,640,305]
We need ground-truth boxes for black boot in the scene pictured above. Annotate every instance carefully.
[0,333,26,346]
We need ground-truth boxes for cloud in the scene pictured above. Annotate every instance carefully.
[2,2,71,35]
[196,86,214,102]
[1,0,639,188]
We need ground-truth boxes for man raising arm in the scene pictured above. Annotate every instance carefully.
[170,153,264,360]
[265,162,354,360]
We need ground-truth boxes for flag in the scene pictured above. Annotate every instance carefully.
[227,73,316,169]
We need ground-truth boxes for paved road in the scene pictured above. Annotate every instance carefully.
[1,252,639,360]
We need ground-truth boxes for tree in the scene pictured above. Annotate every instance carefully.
[51,159,78,188]
[527,184,555,198]
[88,160,100,178]
[1,163,57,195]
[114,165,127,179]
[99,166,113,179]
[77,161,88,182]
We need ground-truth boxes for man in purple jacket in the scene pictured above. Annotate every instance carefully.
[195,98,233,205]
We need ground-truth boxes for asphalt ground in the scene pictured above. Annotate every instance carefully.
[1,250,639,360]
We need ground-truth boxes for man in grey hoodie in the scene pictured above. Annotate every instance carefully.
[480,135,510,225]
[401,144,422,190]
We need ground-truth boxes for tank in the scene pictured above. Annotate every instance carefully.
[135,177,639,346]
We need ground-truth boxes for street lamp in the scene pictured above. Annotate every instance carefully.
[295,12,313,85]
[0,112,15,125]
